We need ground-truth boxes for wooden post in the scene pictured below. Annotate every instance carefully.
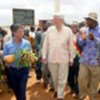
[55,0,60,13]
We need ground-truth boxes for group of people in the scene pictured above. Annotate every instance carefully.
[0,12,100,100]
[42,12,100,100]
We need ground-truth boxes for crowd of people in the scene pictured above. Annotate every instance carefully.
[0,12,100,100]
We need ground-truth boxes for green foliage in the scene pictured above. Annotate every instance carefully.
[17,49,37,67]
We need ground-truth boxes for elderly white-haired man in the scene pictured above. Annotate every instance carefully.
[42,13,74,100]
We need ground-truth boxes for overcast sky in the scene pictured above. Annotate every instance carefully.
[0,0,100,26]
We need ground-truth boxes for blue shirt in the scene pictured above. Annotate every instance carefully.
[78,25,100,66]
[96,38,100,65]
[2,38,32,68]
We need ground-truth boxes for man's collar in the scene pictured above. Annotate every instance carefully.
[12,38,23,44]
[89,25,99,30]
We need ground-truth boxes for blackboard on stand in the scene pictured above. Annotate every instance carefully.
[13,9,34,26]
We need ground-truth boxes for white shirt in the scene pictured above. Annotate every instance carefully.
[29,31,35,38]
[42,25,74,64]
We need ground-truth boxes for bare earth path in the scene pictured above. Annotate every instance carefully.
[0,69,100,100]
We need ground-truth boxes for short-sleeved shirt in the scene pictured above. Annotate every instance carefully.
[3,38,32,68]
[78,25,100,66]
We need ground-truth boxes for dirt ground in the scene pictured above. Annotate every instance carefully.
[0,69,100,100]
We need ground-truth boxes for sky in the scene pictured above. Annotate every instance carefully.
[0,0,100,26]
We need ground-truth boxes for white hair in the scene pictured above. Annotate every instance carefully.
[71,21,79,26]
[53,12,64,20]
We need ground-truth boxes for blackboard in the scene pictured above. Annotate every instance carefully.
[13,9,34,25]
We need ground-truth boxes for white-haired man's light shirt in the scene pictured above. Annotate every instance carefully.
[42,25,74,64]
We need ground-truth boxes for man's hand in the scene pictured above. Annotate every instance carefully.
[89,33,94,40]
[69,61,73,66]
[80,32,87,40]
[42,59,47,64]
